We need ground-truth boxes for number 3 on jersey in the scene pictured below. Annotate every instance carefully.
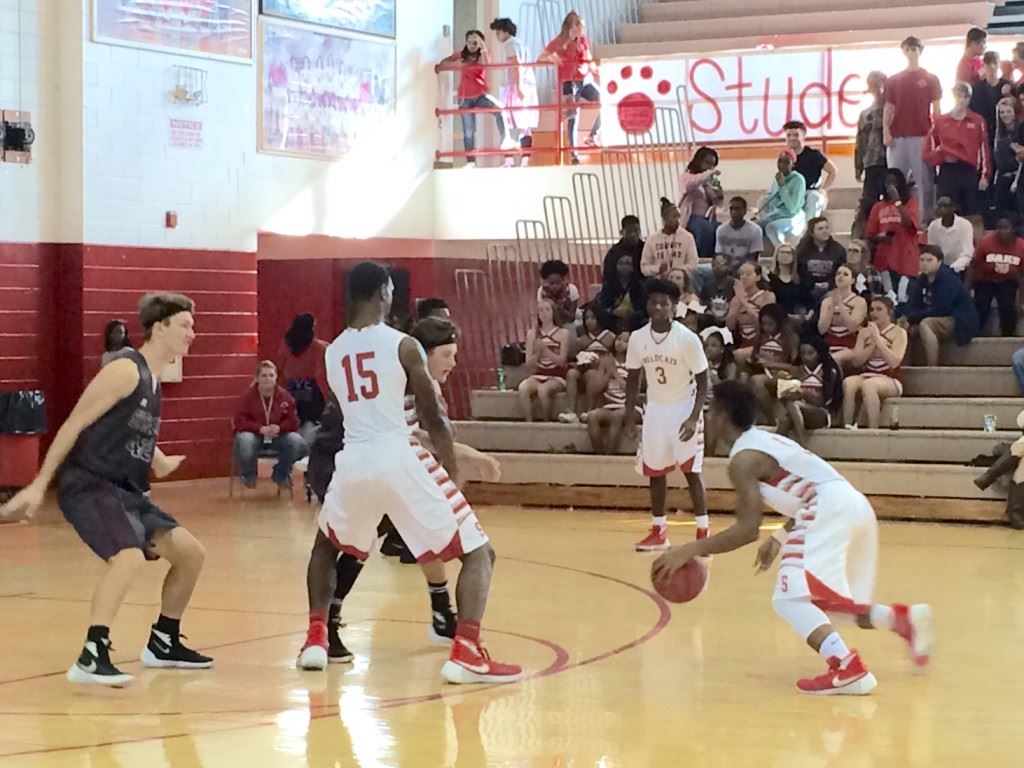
[655,366,667,385]
[341,352,379,402]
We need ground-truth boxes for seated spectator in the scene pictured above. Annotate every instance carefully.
[773,336,844,447]
[928,195,975,273]
[844,297,908,428]
[755,149,807,249]
[541,10,600,165]
[992,97,1024,223]
[745,303,801,420]
[436,30,507,167]
[277,313,329,445]
[101,319,132,366]
[846,239,885,298]
[818,265,868,368]
[715,196,764,271]
[854,71,888,235]
[795,216,847,305]
[923,82,991,227]
[586,332,632,454]
[518,298,571,421]
[899,246,979,366]
[232,360,308,489]
[699,254,735,327]
[537,259,580,326]
[601,214,643,284]
[1012,345,1024,394]
[701,326,738,454]
[641,197,699,285]
[678,146,723,258]
[768,243,811,324]
[728,262,775,361]
[785,120,837,219]
[596,248,646,333]
[968,214,1024,336]
[559,304,614,423]
[667,267,705,324]
[866,168,920,304]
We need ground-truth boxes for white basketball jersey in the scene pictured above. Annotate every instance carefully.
[325,323,414,444]
[729,427,846,517]
[626,322,708,405]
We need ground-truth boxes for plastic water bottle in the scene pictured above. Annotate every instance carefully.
[496,367,506,392]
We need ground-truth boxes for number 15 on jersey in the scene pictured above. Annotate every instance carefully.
[341,352,379,402]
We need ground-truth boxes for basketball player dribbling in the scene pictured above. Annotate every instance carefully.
[653,380,934,694]
[624,277,710,551]
[0,294,212,687]
[298,262,520,684]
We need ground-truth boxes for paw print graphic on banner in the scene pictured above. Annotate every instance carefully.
[600,61,687,145]
[606,65,673,134]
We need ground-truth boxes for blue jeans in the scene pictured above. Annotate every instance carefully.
[460,95,505,161]
[234,431,308,486]
[687,214,718,258]
[561,80,601,150]
[1012,347,1024,394]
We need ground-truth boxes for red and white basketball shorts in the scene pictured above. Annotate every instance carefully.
[635,399,704,477]
[318,437,488,563]
[774,480,879,612]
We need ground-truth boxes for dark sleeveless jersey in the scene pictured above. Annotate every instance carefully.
[67,349,161,493]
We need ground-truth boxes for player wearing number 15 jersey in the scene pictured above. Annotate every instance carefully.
[297,262,521,684]
[624,278,710,552]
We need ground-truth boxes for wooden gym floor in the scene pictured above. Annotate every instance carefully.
[0,484,1022,767]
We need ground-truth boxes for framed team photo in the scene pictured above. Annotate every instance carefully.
[260,0,396,39]
[91,0,254,62]
[258,17,396,160]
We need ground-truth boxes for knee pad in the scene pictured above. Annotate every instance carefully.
[772,595,830,640]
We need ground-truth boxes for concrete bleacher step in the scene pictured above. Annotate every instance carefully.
[901,367,1018,397]
[918,337,1022,367]
[454,420,1015,464]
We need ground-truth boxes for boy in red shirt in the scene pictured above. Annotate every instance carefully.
[233,361,307,489]
[969,214,1024,336]
[540,10,600,163]
[955,27,987,86]
[866,168,921,303]
[923,82,991,223]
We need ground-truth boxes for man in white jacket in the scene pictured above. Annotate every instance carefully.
[926,196,974,273]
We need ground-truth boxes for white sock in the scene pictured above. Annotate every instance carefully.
[695,514,709,530]
[818,631,851,661]
[869,604,895,631]
[652,516,667,530]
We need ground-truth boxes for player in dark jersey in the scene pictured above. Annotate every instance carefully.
[1,293,212,687]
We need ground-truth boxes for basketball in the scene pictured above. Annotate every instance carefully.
[653,558,709,603]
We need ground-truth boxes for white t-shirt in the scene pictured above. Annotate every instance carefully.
[927,216,974,272]
[495,37,537,90]
[626,321,708,405]
[640,229,699,276]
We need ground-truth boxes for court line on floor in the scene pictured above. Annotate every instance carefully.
[0,556,671,757]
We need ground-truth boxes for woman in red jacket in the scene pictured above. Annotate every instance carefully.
[277,313,330,444]
[233,361,308,489]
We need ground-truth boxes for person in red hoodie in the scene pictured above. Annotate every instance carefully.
[968,214,1024,336]
[233,360,307,489]
[924,81,991,225]
[866,168,921,304]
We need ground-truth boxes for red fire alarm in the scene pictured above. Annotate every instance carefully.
[165,211,178,228]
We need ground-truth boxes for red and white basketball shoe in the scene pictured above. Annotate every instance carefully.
[797,651,877,695]
[635,525,670,552]
[892,603,934,669]
[441,636,522,685]
[296,623,328,671]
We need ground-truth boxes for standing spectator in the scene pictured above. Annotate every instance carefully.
[728,262,775,360]
[992,97,1024,222]
[795,216,848,305]
[277,313,329,445]
[101,319,132,366]
[416,297,451,321]
[772,336,844,447]
[541,11,600,164]
[884,37,942,219]
[436,31,507,168]
[899,246,979,366]
[768,243,811,323]
[855,72,889,234]
[784,120,838,219]
[641,197,699,282]
[755,149,807,248]
[866,168,921,303]
[955,27,987,87]
[490,18,538,167]
[559,304,614,423]
[968,214,1024,336]
[923,82,991,226]
[844,297,908,428]
[817,265,868,368]
[537,259,580,326]
[677,146,723,258]
[233,361,308,490]
[699,254,736,327]
[927,195,974,273]
[596,250,647,333]
[846,239,886,298]
[715,196,764,270]
[970,52,1011,163]
[518,298,570,421]
[1001,43,1024,87]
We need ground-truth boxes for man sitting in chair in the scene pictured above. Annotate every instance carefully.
[232,360,308,490]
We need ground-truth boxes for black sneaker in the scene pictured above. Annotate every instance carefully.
[327,621,354,663]
[428,607,456,644]
[140,627,214,669]
[66,637,133,687]
[380,530,406,558]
